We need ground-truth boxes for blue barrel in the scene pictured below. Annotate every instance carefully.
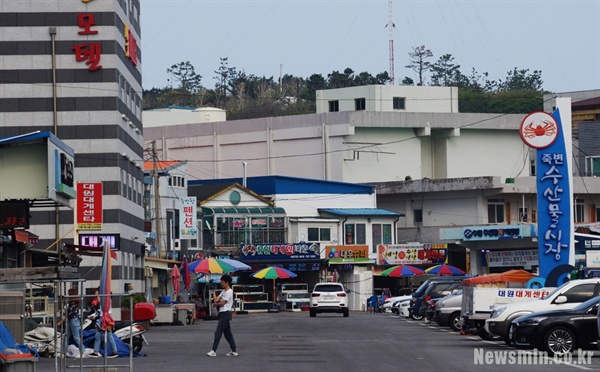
[164,295,171,304]
[158,296,165,304]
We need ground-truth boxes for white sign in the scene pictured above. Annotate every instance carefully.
[179,197,197,240]
[486,250,538,267]
[519,111,558,149]
[586,251,600,269]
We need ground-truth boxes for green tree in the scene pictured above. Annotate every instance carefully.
[498,68,543,91]
[166,61,202,94]
[430,54,461,87]
[405,45,433,86]
[327,68,356,88]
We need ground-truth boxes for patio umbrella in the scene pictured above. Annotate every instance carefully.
[181,256,191,291]
[380,265,425,277]
[425,264,466,276]
[252,266,297,309]
[188,257,237,274]
[219,258,251,272]
[172,264,181,295]
[99,241,115,331]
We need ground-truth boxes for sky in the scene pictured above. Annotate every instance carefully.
[140,0,600,94]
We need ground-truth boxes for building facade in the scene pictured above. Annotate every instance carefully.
[0,0,145,312]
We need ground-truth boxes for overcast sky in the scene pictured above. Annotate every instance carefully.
[140,0,600,94]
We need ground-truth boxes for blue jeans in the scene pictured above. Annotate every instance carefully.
[66,317,84,352]
[93,329,118,355]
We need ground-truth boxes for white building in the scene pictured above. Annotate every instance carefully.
[143,106,226,128]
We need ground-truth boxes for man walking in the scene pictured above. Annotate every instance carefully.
[207,274,237,357]
[65,288,85,355]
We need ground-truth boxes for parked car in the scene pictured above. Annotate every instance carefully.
[382,295,412,313]
[418,281,461,316]
[424,298,441,323]
[485,278,600,344]
[509,296,600,356]
[434,290,463,331]
[398,299,411,318]
[408,276,468,320]
[309,283,349,317]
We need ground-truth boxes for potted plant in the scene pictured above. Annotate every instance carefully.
[121,293,146,320]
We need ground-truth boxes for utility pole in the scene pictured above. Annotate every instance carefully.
[152,141,164,258]
[388,0,395,85]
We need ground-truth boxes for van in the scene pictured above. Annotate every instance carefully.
[484,278,600,344]
[408,276,469,320]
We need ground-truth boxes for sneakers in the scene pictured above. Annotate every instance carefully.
[207,350,217,357]
[89,352,99,358]
[226,351,238,357]
[108,353,118,358]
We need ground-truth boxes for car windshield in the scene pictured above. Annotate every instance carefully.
[314,284,344,292]
[570,296,600,311]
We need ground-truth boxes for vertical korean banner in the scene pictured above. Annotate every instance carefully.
[179,197,197,240]
[76,182,102,230]
[520,98,574,287]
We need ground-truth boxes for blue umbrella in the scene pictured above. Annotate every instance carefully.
[425,264,466,276]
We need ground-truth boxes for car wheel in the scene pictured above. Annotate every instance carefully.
[410,313,424,321]
[448,312,461,331]
[343,309,349,317]
[310,309,316,318]
[544,326,575,356]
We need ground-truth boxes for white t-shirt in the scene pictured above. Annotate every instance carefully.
[219,288,234,312]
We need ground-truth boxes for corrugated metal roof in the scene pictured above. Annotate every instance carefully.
[318,208,403,217]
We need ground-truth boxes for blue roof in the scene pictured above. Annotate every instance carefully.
[0,131,74,155]
[188,175,375,195]
[318,208,403,217]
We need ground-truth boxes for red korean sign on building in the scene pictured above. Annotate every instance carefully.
[76,182,103,230]
[73,3,102,71]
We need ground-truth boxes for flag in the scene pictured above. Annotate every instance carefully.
[99,241,115,330]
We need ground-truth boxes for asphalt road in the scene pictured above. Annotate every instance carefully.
[36,311,600,372]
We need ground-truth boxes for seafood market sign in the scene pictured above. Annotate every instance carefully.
[519,99,575,287]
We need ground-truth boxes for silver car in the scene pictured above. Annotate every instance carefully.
[433,290,462,331]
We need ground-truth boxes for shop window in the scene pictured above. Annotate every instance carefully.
[372,223,392,253]
[487,198,505,223]
[345,223,366,244]
[575,198,585,222]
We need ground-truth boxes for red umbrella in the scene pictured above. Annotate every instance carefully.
[172,264,181,295]
[380,265,425,277]
[181,256,191,291]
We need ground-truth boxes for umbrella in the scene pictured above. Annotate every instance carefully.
[219,258,251,272]
[380,265,425,277]
[181,256,191,291]
[99,241,115,331]
[252,266,297,309]
[425,264,466,276]
[188,257,236,274]
[172,264,181,295]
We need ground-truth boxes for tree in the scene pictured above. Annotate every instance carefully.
[400,76,414,86]
[327,68,356,88]
[405,45,433,86]
[166,61,202,94]
[214,57,239,104]
[497,68,543,92]
[430,54,461,87]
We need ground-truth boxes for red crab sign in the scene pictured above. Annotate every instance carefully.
[519,111,559,149]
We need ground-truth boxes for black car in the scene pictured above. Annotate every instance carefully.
[409,276,467,320]
[509,296,600,356]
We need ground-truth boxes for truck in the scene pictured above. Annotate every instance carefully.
[460,269,546,340]
[277,283,310,311]
[484,278,600,344]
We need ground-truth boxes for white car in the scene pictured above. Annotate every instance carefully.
[382,295,412,313]
[309,283,349,317]
[398,299,411,318]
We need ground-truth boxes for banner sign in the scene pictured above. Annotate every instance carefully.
[79,234,120,251]
[325,245,370,263]
[486,250,538,267]
[179,197,197,239]
[520,103,574,286]
[377,243,447,265]
[76,182,102,230]
[240,243,320,261]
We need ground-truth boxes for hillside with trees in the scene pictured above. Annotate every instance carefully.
[143,46,547,120]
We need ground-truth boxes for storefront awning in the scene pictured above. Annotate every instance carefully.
[202,206,285,215]
[14,230,39,244]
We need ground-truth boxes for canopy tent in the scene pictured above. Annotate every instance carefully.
[462,269,537,286]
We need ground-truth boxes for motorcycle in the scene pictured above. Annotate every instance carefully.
[83,313,148,353]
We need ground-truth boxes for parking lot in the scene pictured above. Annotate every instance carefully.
[36,311,600,372]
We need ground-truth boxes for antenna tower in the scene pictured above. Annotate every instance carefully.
[388,0,395,85]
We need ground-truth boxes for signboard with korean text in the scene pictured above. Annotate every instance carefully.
[486,250,538,268]
[325,245,370,264]
[79,234,120,251]
[76,182,102,230]
[73,2,102,71]
[179,197,197,239]
[0,201,29,229]
[377,243,448,265]
[520,99,574,287]
[240,243,320,262]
